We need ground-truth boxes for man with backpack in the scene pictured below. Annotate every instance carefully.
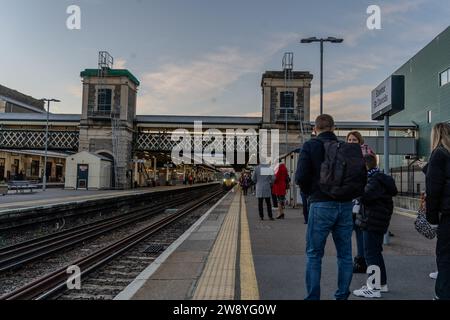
[295,114,367,300]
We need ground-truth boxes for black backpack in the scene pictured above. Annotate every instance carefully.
[319,140,367,201]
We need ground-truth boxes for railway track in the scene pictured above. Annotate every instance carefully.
[0,188,225,300]
[0,184,215,233]
[0,188,208,272]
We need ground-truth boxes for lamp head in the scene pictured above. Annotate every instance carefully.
[41,98,61,103]
[301,37,318,43]
[327,37,344,43]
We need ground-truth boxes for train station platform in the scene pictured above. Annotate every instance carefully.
[0,183,218,215]
[116,188,438,301]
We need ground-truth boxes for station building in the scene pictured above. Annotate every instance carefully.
[390,26,450,159]
[0,84,46,114]
[0,52,421,190]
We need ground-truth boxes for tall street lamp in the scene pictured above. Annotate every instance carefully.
[41,98,61,191]
[300,36,343,115]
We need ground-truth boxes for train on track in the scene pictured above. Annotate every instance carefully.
[222,172,237,190]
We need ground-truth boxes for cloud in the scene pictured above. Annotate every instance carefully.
[341,0,429,47]
[137,33,299,115]
[66,84,82,99]
[383,0,427,16]
[114,58,127,69]
[311,85,373,121]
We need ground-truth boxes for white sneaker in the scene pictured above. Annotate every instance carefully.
[430,271,438,280]
[378,284,389,293]
[353,286,382,298]
[356,284,389,293]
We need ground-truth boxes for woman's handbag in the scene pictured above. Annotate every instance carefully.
[414,195,437,240]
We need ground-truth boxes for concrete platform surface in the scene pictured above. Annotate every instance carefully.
[115,189,438,301]
[246,196,436,300]
[0,183,218,214]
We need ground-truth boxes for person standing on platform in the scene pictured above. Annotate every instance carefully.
[272,162,289,219]
[252,160,274,221]
[353,154,398,298]
[425,122,450,300]
[295,114,366,300]
[240,173,250,196]
[346,131,375,274]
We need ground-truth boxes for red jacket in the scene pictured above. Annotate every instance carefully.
[272,163,288,196]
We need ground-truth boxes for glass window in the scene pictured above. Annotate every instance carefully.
[0,158,5,181]
[31,160,40,177]
[440,69,449,87]
[98,89,112,113]
[280,92,294,114]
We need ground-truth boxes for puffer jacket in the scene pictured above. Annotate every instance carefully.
[356,171,398,234]
[425,145,450,225]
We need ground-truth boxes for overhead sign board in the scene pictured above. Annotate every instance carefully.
[371,75,405,120]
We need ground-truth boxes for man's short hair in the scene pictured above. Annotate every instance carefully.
[315,114,335,132]
[364,154,378,170]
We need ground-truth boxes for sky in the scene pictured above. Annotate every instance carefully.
[0,0,449,120]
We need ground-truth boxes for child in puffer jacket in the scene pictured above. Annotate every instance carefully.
[352,154,398,299]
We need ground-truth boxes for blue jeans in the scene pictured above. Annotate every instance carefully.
[305,201,354,300]
[363,230,387,286]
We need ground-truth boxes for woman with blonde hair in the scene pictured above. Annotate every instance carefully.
[425,122,450,300]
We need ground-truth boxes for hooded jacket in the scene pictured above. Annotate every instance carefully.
[356,170,398,234]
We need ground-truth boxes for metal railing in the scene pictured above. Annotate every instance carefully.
[390,165,424,198]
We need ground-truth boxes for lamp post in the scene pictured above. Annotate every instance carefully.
[300,36,343,115]
[41,98,61,191]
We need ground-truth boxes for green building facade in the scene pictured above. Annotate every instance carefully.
[391,26,450,160]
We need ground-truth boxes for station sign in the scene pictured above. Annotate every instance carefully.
[371,75,405,120]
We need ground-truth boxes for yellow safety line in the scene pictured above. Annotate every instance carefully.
[239,193,260,300]
[193,191,240,300]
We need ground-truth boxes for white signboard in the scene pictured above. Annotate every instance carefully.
[371,75,404,121]
[372,77,392,116]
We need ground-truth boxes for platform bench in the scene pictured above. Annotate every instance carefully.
[8,181,39,194]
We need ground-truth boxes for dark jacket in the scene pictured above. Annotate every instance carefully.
[295,131,338,203]
[425,145,450,225]
[357,171,398,234]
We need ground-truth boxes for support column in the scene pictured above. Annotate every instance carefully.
[134,158,139,188]
[384,116,390,245]
[153,157,157,181]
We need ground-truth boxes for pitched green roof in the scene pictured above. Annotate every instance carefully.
[80,69,140,86]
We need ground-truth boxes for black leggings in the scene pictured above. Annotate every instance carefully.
[272,193,278,208]
[437,215,450,299]
[258,198,273,219]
